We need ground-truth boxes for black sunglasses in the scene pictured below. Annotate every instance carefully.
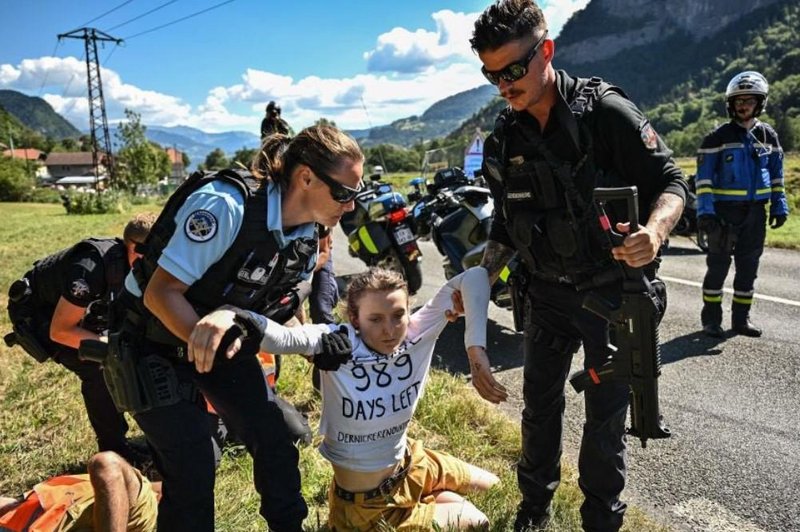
[311,168,363,203]
[481,31,548,85]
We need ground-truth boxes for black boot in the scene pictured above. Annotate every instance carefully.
[702,323,724,338]
[514,502,551,532]
[733,320,762,337]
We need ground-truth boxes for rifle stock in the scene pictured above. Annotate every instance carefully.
[569,186,671,448]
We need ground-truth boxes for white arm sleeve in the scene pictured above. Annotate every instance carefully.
[452,267,490,349]
[244,311,329,355]
[407,267,490,349]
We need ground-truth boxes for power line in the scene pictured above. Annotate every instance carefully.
[37,39,62,96]
[123,0,235,40]
[105,0,179,32]
[80,0,134,27]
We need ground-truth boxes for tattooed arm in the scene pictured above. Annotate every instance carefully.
[480,240,518,285]
[611,191,685,268]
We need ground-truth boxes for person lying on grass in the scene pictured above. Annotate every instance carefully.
[188,266,508,530]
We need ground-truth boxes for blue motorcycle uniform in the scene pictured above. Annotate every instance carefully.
[696,120,789,327]
[117,171,316,532]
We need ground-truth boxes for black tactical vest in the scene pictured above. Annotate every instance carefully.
[487,77,626,279]
[28,238,127,310]
[131,169,318,346]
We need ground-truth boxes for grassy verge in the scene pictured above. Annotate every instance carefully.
[0,202,671,530]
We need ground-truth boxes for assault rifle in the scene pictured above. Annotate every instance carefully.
[569,186,671,448]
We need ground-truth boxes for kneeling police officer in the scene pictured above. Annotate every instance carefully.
[5,213,155,465]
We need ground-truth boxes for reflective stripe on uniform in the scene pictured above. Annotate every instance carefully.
[697,143,745,153]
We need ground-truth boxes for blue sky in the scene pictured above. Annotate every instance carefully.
[0,0,589,133]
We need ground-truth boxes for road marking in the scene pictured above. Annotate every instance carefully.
[661,275,800,307]
[671,497,766,532]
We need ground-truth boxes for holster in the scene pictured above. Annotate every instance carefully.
[6,282,52,363]
[85,329,191,414]
[507,268,529,332]
[4,325,51,363]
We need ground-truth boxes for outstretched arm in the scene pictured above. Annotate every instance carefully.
[188,307,329,372]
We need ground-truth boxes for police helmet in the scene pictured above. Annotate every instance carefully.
[725,71,768,118]
[266,101,280,115]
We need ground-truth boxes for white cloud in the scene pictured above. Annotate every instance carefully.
[0,3,590,135]
[364,10,480,73]
[541,0,592,37]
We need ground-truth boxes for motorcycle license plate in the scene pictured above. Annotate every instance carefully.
[394,224,415,245]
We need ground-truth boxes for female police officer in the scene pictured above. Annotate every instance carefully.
[110,124,363,532]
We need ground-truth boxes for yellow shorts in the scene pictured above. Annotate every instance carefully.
[66,469,158,532]
[328,438,472,531]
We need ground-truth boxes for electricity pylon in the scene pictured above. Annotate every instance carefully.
[58,28,122,189]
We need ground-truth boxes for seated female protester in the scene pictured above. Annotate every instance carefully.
[188,266,508,530]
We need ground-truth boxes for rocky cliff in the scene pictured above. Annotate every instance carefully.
[556,0,784,64]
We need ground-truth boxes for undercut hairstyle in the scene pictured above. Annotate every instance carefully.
[123,212,156,245]
[470,0,547,53]
[251,124,364,189]
[345,268,408,321]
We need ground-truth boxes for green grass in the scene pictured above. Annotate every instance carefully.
[0,201,670,531]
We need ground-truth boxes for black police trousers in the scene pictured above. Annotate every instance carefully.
[133,350,307,532]
[54,347,130,453]
[701,202,766,326]
[519,278,629,532]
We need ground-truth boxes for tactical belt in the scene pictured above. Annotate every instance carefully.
[333,455,412,503]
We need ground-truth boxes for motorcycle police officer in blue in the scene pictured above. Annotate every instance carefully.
[107,125,364,532]
[470,1,687,530]
[696,71,789,338]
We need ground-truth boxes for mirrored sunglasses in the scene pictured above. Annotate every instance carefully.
[481,31,548,85]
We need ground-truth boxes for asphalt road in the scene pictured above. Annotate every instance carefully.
[331,229,800,532]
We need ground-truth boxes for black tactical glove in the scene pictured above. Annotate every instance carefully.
[215,310,265,360]
[315,325,352,371]
[769,214,787,229]
[697,214,720,233]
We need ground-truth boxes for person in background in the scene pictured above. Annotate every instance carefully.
[696,70,789,338]
[261,101,290,139]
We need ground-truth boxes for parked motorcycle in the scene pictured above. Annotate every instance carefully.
[340,173,423,294]
[409,167,512,307]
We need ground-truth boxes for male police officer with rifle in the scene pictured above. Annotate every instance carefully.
[470,2,687,531]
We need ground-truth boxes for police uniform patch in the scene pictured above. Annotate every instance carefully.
[639,122,658,150]
[725,154,734,163]
[184,209,218,242]
[71,279,90,298]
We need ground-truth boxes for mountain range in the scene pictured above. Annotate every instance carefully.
[2,0,797,163]
[0,90,81,139]
[109,124,261,168]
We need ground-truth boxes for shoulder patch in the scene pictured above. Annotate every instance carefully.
[71,279,91,299]
[184,209,218,242]
[639,121,658,150]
